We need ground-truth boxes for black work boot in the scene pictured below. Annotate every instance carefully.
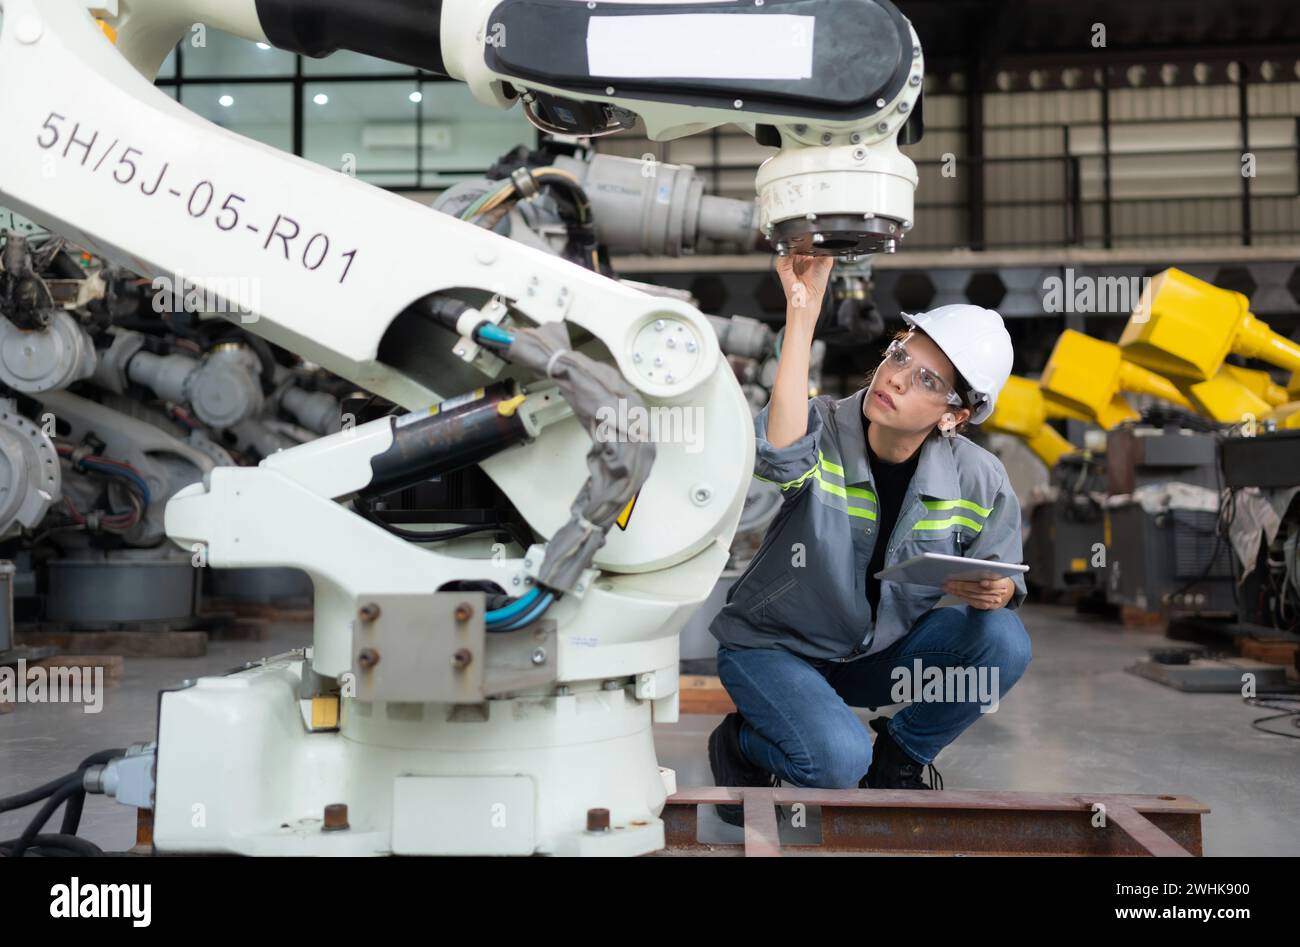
[707,712,781,827]
[860,716,944,790]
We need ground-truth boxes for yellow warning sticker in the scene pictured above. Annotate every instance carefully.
[616,492,639,530]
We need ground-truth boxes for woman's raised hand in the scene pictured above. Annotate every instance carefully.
[775,253,835,338]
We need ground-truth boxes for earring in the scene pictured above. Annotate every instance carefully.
[939,414,957,438]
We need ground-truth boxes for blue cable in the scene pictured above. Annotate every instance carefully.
[493,595,551,633]
[485,587,540,625]
[476,323,515,346]
[491,592,554,632]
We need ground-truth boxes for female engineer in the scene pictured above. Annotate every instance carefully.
[707,254,1033,825]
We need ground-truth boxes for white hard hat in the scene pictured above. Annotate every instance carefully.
[902,304,1013,425]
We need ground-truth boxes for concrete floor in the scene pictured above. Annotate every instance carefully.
[2,603,1297,855]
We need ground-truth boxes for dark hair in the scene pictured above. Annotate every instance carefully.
[862,329,972,434]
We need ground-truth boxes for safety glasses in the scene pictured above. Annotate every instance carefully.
[878,334,964,407]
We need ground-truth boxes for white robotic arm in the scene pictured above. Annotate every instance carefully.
[0,0,756,573]
[103,0,924,257]
[0,0,925,856]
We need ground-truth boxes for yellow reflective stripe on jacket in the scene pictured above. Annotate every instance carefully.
[753,461,818,491]
[815,452,877,519]
[814,468,877,520]
[818,451,877,501]
[913,515,985,532]
[759,457,878,520]
[755,452,879,520]
[818,450,845,478]
[922,498,994,517]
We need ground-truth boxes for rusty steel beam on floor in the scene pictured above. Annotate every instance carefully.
[662,788,1209,857]
[1077,797,1195,858]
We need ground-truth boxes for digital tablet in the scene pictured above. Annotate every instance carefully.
[874,553,1029,588]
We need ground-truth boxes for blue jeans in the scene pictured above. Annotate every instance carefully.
[715,606,1032,788]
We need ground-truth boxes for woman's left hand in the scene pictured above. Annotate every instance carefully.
[943,576,1015,610]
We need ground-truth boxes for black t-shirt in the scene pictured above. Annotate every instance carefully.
[862,411,921,618]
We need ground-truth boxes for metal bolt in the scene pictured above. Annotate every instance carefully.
[876,97,886,108]
[898,101,910,114]
[358,602,381,622]
[666,337,676,348]
[850,132,862,144]
[357,648,380,670]
[877,122,889,133]
[853,148,867,160]
[910,74,922,86]
[531,647,547,665]
[664,373,674,383]
[587,808,611,832]
[633,352,643,363]
[454,602,474,622]
[654,319,665,331]
[821,133,833,145]
[794,124,807,134]
[812,233,825,244]
[686,341,697,353]
[733,99,744,109]
[805,212,817,221]
[452,648,473,669]
[322,803,350,832]
[654,355,664,366]
[913,45,921,58]
[605,86,615,95]
[524,558,532,567]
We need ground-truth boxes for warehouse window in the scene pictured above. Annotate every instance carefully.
[154,35,536,195]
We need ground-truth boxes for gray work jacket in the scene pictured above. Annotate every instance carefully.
[709,387,1027,662]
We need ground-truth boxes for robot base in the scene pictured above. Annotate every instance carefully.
[153,654,674,856]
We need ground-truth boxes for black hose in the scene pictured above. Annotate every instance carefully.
[0,748,127,850]
[0,772,79,814]
[10,779,81,857]
[0,833,105,857]
[60,748,129,836]
[422,296,472,333]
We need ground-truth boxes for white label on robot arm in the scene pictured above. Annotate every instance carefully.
[586,14,815,81]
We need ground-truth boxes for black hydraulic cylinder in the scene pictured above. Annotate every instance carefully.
[362,379,528,497]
